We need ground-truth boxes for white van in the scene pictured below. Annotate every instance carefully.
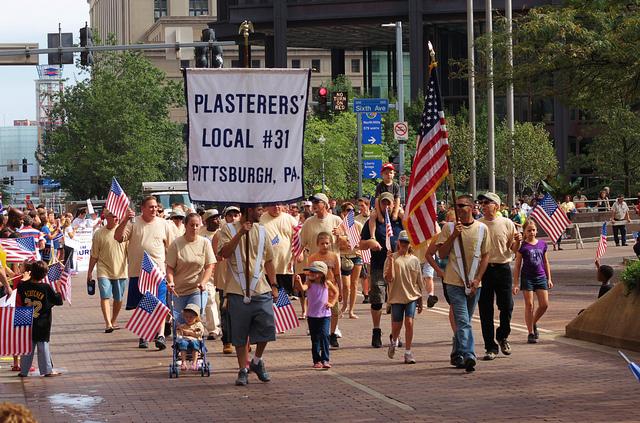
[141,181,195,213]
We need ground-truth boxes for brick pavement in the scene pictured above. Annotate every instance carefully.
[1,243,639,422]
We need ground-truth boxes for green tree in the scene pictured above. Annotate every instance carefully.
[38,50,185,200]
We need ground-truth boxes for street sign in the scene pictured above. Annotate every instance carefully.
[361,112,382,145]
[353,98,389,113]
[363,160,382,179]
[332,91,348,112]
[393,121,409,142]
[47,33,74,65]
[362,144,385,160]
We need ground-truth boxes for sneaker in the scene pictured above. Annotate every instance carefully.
[222,343,234,354]
[313,362,323,369]
[451,355,465,368]
[322,361,332,369]
[249,359,271,382]
[334,328,342,338]
[207,334,216,341]
[371,328,382,348]
[483,351,497,361]
[499,339,512,355]
[138,338,148,349]
[527,334,537,344]
[464,357,476,372]
[329,334,340,349]
[164,321,172,336]
[387,341,396,359]
[155,335,167,350]
[427,295,439,308]
[533,324,539,339]
[235,368,249,386]
[404,351,416,364]
[362,295,369,304]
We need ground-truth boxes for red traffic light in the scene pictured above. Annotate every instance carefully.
[318,87,328,97]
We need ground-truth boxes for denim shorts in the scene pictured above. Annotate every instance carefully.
[391,300,418,322]
[422,261,434,278]
[520,276,549,291]
[98,278,127,301]
[176,338,203,352]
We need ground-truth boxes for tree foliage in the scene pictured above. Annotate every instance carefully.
[38,50,185,200]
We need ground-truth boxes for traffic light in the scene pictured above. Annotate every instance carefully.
[318,87,328,113]
[22,158,28,173]
[2,177,8,185]
[10,177,14,186]
[196,27,223,69]
[80,24,94,66]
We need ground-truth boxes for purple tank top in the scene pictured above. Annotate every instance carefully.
[307,283,331,318]
[519,239,548,279]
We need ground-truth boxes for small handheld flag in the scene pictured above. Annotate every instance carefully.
[273,288,299,333]
[530,193,571,243]
[0,306,34,356]
[291,222,304,259]
[105,177,130,220]
[384,209,394,251]
[0,237,37,262]
[139,251,165,297]
[595,222,607,260]
[618,351,640,383]
[126,292,169,342]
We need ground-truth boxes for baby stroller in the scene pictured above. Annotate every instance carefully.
[168,291,211,378]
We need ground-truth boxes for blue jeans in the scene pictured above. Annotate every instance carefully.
[172,291,208,325]
[445,283,481,361]
[176,338,203,352]
[307,317,330,364]
[20,341,54,376]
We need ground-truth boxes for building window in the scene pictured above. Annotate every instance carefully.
[371,86,381,97]
[291,59,301,68]
[311,59,321,72]
[353,87,361,94]
[231,59,241,68]
[180,60,190,69]
[371,58,380,73]
[351,59,360,73]
[154,0,167,21]
[189,0,209,16]
[251,59,261,68]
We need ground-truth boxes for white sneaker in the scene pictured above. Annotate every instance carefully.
[334,327,342,338]
[387,342,396,359]
[404,351,416,364]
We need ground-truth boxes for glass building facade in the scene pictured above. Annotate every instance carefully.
[0,126,39,204]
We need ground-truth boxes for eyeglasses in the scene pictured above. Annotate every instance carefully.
[479,200,494,205]
[455,203,471,208]
[345,208,354,212]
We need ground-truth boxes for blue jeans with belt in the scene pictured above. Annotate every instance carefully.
[446,283,481,362]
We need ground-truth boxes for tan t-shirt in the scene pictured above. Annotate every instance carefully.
[217,222,274,296]
[299,214,343,257]
[355,213,369,226]
[259,212,299,274]
[437,221,489,287]
[90,226,128,279]
[199,227,218,285]
[385,253,423,304]
[121,217,176,277]
[479,216,517,264]
[171,223,186,238]
[166,235,217,296]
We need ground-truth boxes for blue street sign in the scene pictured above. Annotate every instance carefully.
[361,112,382,145]
[363,159,382,179]
[353,98,389,113]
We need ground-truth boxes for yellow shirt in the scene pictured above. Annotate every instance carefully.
[437,221,489,287]
[166,235,217,296]
[478,216,517,264]
[176,321,206,340]
[259,212,299,274]
[121,217,176,277]
[90,226,128,279]
[299,214,343,256]
[0,245,7,270]
[217,222,274,296]
[385,253,423,304]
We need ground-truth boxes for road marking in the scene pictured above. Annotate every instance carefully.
[327,371,415,411]
[427,306,553,334]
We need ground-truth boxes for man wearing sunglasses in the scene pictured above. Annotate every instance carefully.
[477,192,522,361]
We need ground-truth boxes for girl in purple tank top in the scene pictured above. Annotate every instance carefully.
[294,261,338,369]
[513,220,553,344]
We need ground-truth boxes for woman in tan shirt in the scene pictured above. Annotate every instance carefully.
[384,230,424,364]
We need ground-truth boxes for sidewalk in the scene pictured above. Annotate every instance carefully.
[1,244,638,422]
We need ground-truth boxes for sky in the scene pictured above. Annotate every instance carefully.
[0,1,89,126]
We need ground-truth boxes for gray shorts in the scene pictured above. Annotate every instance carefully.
[368,266,386,305]
[227,293,276,347]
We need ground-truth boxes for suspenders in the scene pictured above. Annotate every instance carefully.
[227,223,266,301]
[447,222,485,294]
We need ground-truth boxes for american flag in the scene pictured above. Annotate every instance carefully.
[530,193,571,244]
[342,210,360,250]
[273,288,299,333]
[105,177,130,220]
[385,209,394,251]
[43,262,64,288]
[596,222,608,260]
[291,222,304,259]
[139,251,165,297]
[125,292,169,342]
[0,306,34,356]
[271,234,280,246]
[403,63,449,247]
[58,259,72,303]
[0,237,38,262]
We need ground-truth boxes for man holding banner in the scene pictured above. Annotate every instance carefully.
[218,206,278,386]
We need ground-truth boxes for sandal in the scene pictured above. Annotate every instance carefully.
[11,365,20,372]
[180,363,187,371]
[105,327,114,333]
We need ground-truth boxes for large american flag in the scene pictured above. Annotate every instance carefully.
[596,222,608,260]
[273,288,299,333]
[125,292,169,342]
[139,251,165,297]
[403,64,449,247]
[385,209,394,251]
[0,237,38,262]
[530,193,571,243]
[0,306,33,356]
[291,222,304,259]
[105,177,130,220]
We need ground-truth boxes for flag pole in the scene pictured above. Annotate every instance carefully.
[428,44,472,292]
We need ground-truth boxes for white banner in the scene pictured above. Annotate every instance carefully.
[70,227,93,272]
[185,68,309,205]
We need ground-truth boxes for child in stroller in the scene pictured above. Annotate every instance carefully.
[176,303,206,371]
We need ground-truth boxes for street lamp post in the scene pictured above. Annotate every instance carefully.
[319,135,326,193]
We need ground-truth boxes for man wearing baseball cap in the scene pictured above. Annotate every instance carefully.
[477,192,522,361]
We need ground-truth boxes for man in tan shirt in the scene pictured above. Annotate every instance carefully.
[114,196,175,350]
[477,192,522,361]
[260,204,299,296]
[87,211,128,333]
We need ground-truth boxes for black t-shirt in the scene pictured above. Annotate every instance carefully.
[360,215,404,270]
[597,283,612,299]
[375,181,400,200]
[17,280,63,342]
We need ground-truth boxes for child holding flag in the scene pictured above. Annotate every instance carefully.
[17,260,63,377]
[512,220,553,344]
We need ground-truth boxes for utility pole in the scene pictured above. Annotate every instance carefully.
[506,0,516,206]
[467,0,477,198]
[486,0,496,192]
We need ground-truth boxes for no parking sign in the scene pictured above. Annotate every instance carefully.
[393,121,408,142]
